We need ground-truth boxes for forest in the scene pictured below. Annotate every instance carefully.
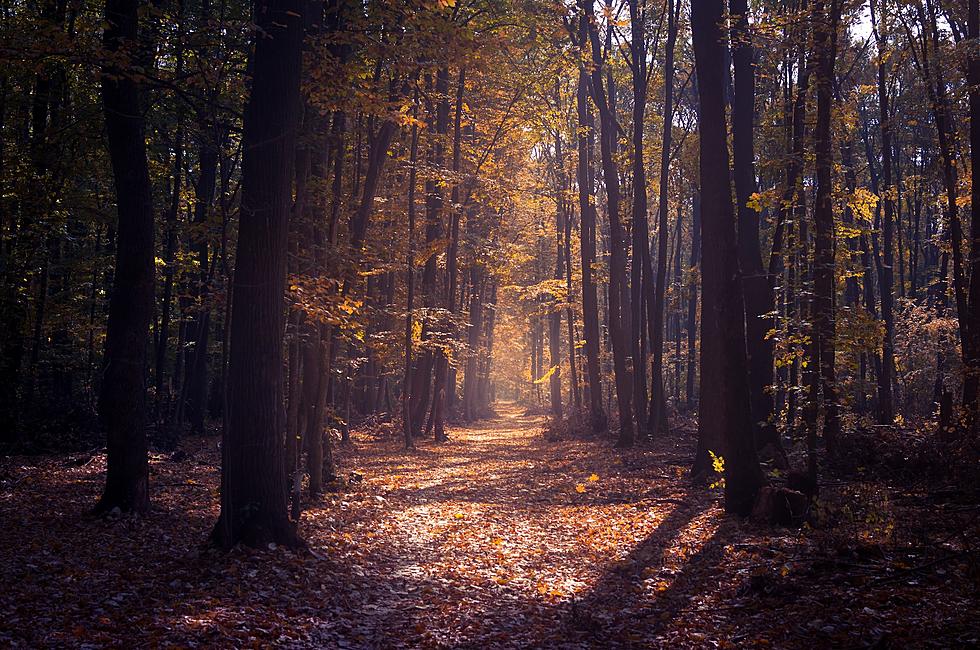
[0,0,978,646]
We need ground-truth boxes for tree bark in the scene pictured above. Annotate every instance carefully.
[730,0,779,453]
[583,1,632,444]
[94,0,155,515]
[811,0,842,459]
[870,0,895,427]
[691,0,765,514]
[649,0,680,437]
[575,57,606,434]
[211,0,303,549]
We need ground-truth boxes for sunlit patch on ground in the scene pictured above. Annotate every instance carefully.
[0,403,975,648]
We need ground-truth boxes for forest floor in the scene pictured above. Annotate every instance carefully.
[1,403,978,648]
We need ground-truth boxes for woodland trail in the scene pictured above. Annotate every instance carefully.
[305,401,725,648]
[1,405,975,648]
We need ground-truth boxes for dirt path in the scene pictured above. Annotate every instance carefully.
[305,403,722,647]
[1,404,975,648]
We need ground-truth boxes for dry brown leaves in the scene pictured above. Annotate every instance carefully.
[0,404,976,648]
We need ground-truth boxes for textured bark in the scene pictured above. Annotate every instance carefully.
[575,59,606,434]
[94,0,154,515]
[685,191,701,409]
[211,0,303,549]
[627,0,651,433]
[811,0,842,457]
[583,1,631,442]
[649,0,680,437]
[870,0,895,427]
[963,0,980,416]
[730,0,779,452]
[691,0,765,514]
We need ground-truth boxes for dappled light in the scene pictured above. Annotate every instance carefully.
[1,0,979,646]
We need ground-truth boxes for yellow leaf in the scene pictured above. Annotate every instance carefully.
[533,365,559,384]
[575,484,586,493]
[454,512,464,519]
[588,473,599,482]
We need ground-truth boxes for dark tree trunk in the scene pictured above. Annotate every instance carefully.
[575,61,606,434]
[913,0,968,419]
[811,0,842,459]
[627,0,651,433]
[584,3,633,445]
[184,0,219,437]
[211,0,303,549]
[963,0,980,418]
[403,102,419,450]
[649,0,680,437]
[871,0,895,427]
[94,0,155,515]
[691,0,765,515]
[685,190,701,409]
[730,0,779,454]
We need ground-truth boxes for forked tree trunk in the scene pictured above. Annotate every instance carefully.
[584,3,633,446]
[691,0,765,515]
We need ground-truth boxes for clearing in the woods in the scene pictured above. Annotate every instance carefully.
[0,405,975,648]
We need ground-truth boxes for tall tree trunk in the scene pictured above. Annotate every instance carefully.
[627,0,651,433]
[584,1,633,445]
[691,0,765,514]
[575,60,606,434]
[403,101,419,450]
[211,0,303,549]
[685,190,701,409]
[730,0,779,454]
[811,0,842,459]
[963,0,980,418]
[94,0,155,515]
[649,0,680,437]
[184,0,220,438]
[444,68,465,418]
[548,131,564,420]
[871,0,895,427]
[462,266,484,421]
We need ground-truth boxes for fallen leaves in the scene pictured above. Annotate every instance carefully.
[0,404,975,648]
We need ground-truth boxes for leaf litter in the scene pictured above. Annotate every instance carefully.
[0,404,976,648]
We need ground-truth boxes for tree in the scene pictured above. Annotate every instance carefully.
[809,0,842,461]
[690,0,764,514]
[211,0,304,549]
[730,0,779,455]
[965,0,980,421]
[583,0,633,445]
[93,0,155,515]
[649,0,680,437]
[575,27,607,435]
